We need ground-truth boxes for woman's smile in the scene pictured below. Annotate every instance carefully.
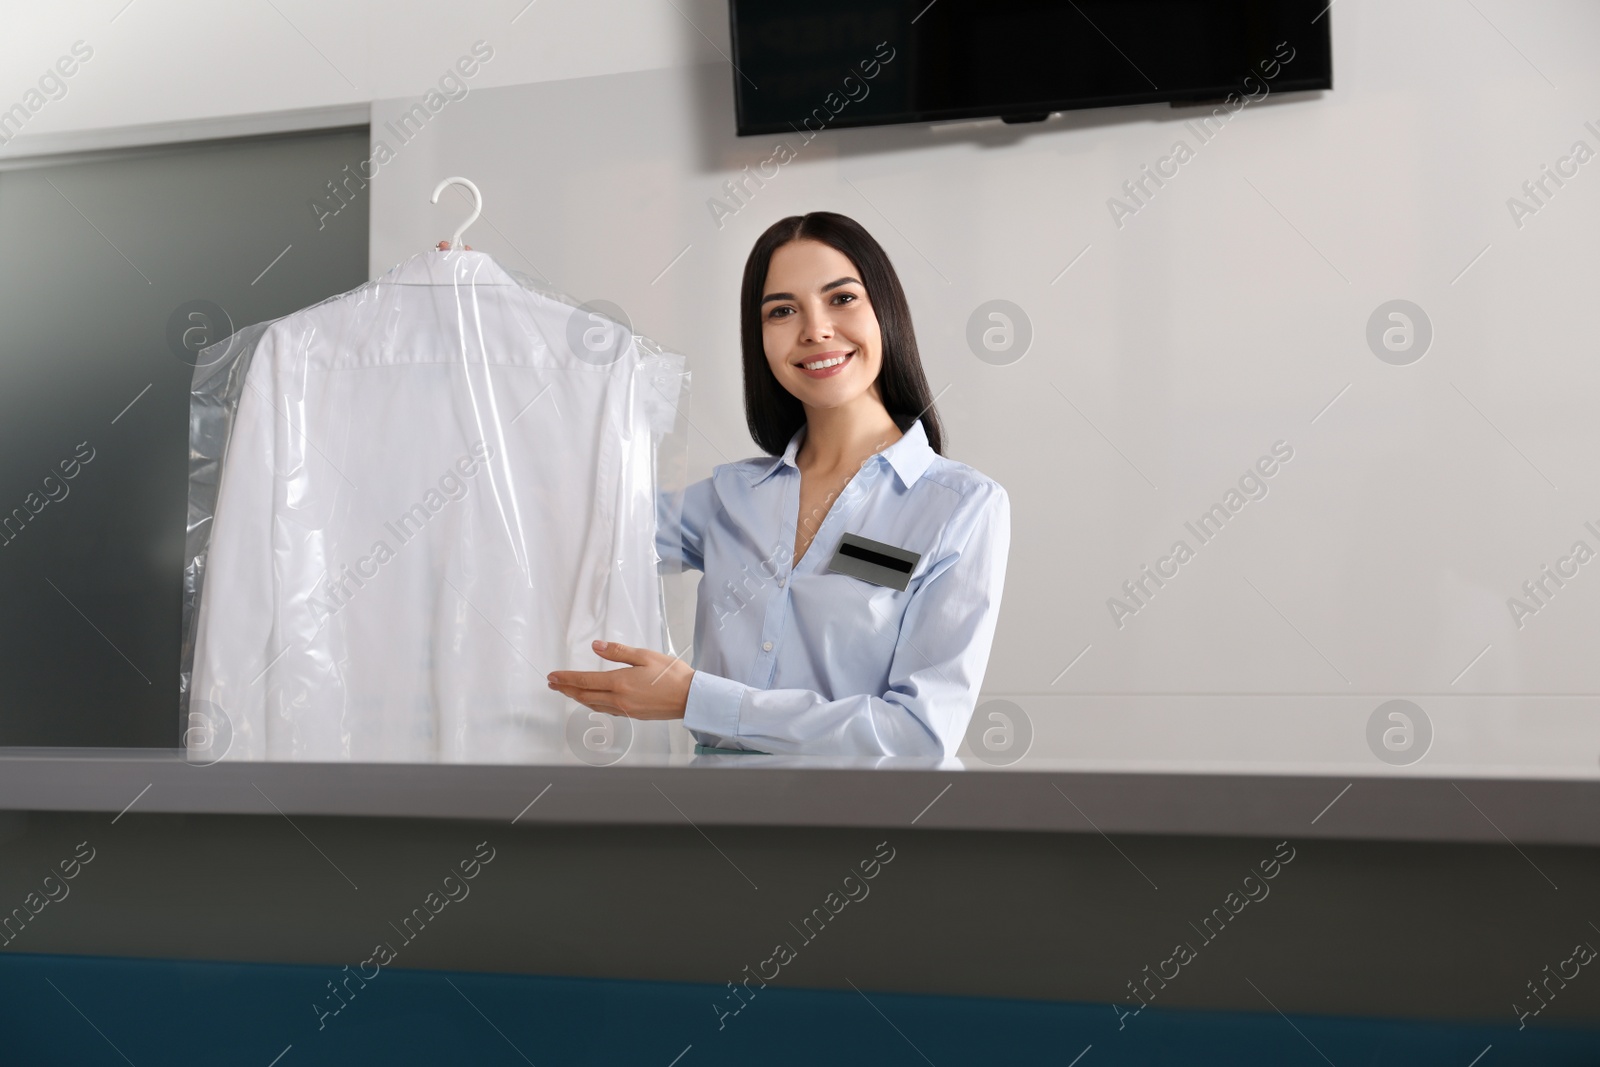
[795,349,855,378]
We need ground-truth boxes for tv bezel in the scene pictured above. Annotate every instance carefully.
[728,2,1332,137]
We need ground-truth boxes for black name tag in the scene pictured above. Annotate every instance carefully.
[826,532,921,591]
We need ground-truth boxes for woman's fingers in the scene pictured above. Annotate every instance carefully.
[593,640,651,667]
[550,647,684,720]
[550,681,623,711]
[547,670,620,697]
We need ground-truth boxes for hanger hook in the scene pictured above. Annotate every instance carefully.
[430,176,482,251]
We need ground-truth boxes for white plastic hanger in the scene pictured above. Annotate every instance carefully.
[431,176,482,251]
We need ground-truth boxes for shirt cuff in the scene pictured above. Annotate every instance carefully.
[684,670,747,746]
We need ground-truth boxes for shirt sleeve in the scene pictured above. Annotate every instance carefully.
[188,330,284,760]
[683,481,1010,757]
[656,476,713,574]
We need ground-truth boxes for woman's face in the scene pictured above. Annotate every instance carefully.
[760,239,883,412]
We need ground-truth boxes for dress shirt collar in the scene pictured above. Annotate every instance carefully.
[381,249,519,287]
[753,417,935,490]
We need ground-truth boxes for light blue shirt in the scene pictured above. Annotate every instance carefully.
[656,418,1010,757]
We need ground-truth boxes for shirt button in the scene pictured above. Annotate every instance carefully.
[762,641,774,652]
[777,577,786,588]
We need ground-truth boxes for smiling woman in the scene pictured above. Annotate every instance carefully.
[547,212,1011,758]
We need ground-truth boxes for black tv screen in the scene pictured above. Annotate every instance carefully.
[729,0,1332,136]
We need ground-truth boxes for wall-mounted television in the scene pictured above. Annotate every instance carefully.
[729,0,1333,136]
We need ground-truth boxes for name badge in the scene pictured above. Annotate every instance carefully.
[826,532,921,592]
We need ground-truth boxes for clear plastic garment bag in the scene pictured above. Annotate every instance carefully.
[182,245,689,762]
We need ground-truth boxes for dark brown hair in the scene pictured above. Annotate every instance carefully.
[739,211,945,456]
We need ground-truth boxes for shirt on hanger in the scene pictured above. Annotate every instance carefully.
[190,250,683,761]
[657,418,1010,757]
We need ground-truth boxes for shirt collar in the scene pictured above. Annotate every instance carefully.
[753,418,936,489]
[380,249,519,287]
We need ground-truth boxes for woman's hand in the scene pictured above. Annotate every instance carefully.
[435,240,473,250]
[547,640,692,720]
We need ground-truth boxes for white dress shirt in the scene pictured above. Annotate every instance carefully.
[190,250,683,761]
[657,418,1010,757]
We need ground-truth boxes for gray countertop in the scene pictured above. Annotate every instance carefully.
[2,749,1597,845]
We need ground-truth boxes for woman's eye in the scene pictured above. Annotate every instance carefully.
[834,293,856,305]
[768,306,794,319]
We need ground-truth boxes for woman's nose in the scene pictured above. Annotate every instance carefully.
[801,311,834,343]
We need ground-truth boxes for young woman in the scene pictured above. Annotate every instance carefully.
[547,212,1010,757]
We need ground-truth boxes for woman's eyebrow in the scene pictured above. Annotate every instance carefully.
[761,276,863,305]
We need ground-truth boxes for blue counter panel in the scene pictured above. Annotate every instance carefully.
[1,952,1595,1066]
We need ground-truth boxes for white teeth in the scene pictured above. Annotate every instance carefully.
[801,354,850,371]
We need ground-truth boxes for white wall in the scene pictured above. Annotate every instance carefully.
[13,1,1600,775]
[366,0,1600,776]
[0,1,726,140]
